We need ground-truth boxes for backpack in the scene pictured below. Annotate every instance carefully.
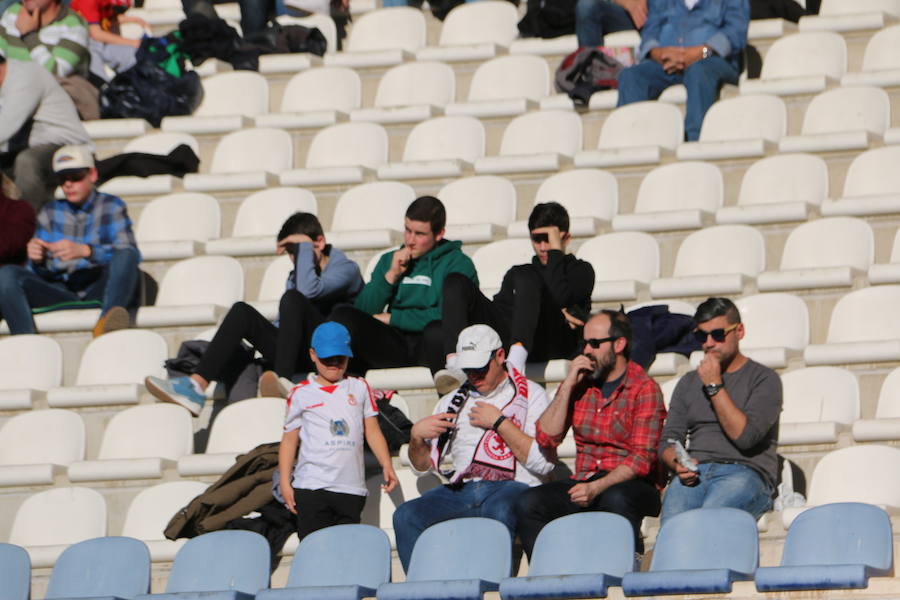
[554,46,633,105]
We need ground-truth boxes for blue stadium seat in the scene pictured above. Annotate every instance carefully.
[621,508,758,596]
[0,543,30,600]
[257,524,391,600]
[499,512,634,599]
[135,531,269,600]
[755,502,893,591]
[376,517,512,600]
[45,536,150,600]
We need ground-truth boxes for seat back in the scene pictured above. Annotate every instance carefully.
[155,256,244,308]
[820,0,900,16]
[576,232,659,284]
[123,132,199,155]
[807,445,900,506]
[534,169,618,221]
[407,517,511,582]
[232,187,318,237]
[760,32,847,80]
[635,161,722,213]
[206,397,284,453]
[166,530,269,593]
[780,367,859,425]
[136,193,220,243]
[97,404,194,460]
[346,7,426,52]
[650,508,758,574]
[10,487,106,547]
[698,94,786,143]
[738,153,828,207]
[529,512,634,577]
[875,367,900,419]
[75,329,168,385]
[825,285,900,343]
[287,524,391,588]
[280,67,361,112]
[306,122,388,169]
[331,182,416,232]
[45,537,150,599]
[801,86,890,135]
[122,481,209,541]
[195,71,269,117]
[843,146,900,198]
[375,62,455,108]
[439,0,518,46]
[210,128,293,174]
[467,55,550,102]
[736,293,809,351]
[672,225,765,278]
[402,116,485,163]
[0,335,62,390]
[598,101,683,150]
[472,239,535,292]
[439,176,516,227]
[861,24,900,71]
[499,110,582,157]
[778,217,873,270]
[660,375,680,409]
[257,254,294,302]
[0,543,29,600]
[0,409,84,466]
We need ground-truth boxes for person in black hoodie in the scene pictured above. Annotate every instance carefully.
[434,202,594,393]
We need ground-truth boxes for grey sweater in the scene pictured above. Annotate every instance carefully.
[659,358,782,488]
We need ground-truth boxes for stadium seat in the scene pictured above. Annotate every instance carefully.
[445,55,550,118]
[0,543,29,600]
[136,256,244,328]
[162,71,270,134]
[800,0,900,32]
[324,7,426,68]
[122,481,209,562]
[779,367,859,445]
[757,502,893,591]
[659,375,680,409]
[739,31,847,96]
[612,161,722,232]
[650,225,765,298]
[853,367,900,441]
[280,122,388,186]
[474,110,582,174]
[499,512,634,599]
[0,409,84,487]
[0,334,62,410]
[717,153,828,225]
[677,94,787,160]
[804,285,900,365]
[183,128,293,192]
[621,508,758,595]
[576,232,660,302]
[135,530,269,600]
[842,24,900,87]
[46,330,168,408]
[417,0,518,62]
[823,146,900,218]
[205,187,318,257]
[508,169,618,238]
[67,404,193,482]
[9,486,107,568]
[439,175,516,243]
[472,238,536,296]
[99,132,199,197]
[733,293,809,369]
[178,397,284,476]
[326,181,416,250]
[135,192,221,260]
[257,525,391,600]
[255,67,361,129]
[377,518,512,600]
[351,62,455,124]
[779,86,890,153]
[248,254,294,321]
[757,217,873,291]
[45,537,150,599]
[575,101,683,168]
[377,115,485,180]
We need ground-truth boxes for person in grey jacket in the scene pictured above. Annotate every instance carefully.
[145,212,365,416]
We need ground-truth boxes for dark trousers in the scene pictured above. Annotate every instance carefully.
[293,488,366,544]
[196,289,324,383]
[515,473,661,557]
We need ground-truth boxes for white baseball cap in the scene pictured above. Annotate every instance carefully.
[52,145,94,174]
[455,324,503,370]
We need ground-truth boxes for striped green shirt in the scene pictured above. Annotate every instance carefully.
[0,3,89,77]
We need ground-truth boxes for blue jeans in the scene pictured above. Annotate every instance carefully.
[392,480,528,572]
[660,462,773,525]
[616,55,740,141]
[575,0,635,47]
[0,247,140,335]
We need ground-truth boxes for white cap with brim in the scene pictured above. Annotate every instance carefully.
[52,145,94,174]
[455,324,503,370]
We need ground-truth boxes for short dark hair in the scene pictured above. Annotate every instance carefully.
[277,212,323,242]
[597,308,632,358]
[528,201,570,233]
[694,297,742,325]
[405,196,446,234]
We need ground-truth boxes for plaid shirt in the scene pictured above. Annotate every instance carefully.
[34,190,139,281]
[536,360,666,481]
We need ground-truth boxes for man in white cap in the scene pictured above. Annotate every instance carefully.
[392,324,555,573]
[0,144,140,336]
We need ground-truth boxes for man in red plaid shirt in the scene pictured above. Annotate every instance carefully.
[515,309,666,557]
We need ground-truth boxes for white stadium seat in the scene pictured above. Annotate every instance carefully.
[474,110,582,174]
[779,367,859,445]
[445,55,550,118]
[135,193,221,261]
[99,132,199,196]
[472,238,535,296]
[869,227,900,284]
[351,62,456,124]
[734,293,809,369]
[0,409,84,487]
[183,128,294,192]
[853,368,900,441]
[842,24,900,87]
[677,94,787,161]
[280,122,388,186]
[823,146,900,218]
[439,176,516,243]
[800,0,900,32]
[327,181,416,250]
[377,115,485,180]
[276,13,338,53]
[162,71,270,134]
[575,102,683,168]
[256,67,361,129]
[739,31,847,96]
[779,86,890,153]
[0,335,62,410]
[122,481,209,561]
[249,254,294,320]
[324,7,426,68]
[417,0,518,62]
[576,232,659,302]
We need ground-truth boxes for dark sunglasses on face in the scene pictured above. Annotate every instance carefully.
[530,233,549,244]
[580,336,618,350]
[693,323,739,344]
[56,169,89,184]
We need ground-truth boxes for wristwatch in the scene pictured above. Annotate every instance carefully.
[701,45,711,59]
[703,382,724,397]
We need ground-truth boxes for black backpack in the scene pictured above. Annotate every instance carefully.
[554,46,629,105]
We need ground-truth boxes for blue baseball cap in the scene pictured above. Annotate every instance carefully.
[311,321,353,359]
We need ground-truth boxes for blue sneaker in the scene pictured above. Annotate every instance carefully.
[145,375,205,416]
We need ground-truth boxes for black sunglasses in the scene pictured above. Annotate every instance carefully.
[530,233,549,244]
[56,169,89,184]
[692,323,739,344]
[580,336,618,350]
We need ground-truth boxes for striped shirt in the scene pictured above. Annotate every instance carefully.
[34,190,139,281]
[0,3,90,77]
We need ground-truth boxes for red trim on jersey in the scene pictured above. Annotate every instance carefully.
[307,402,324,409]
[320,384,338,394]
[361,378,378,413]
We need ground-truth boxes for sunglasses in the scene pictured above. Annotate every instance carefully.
[580,336,618,350]
[530,233,549,244]
[56,169,89,184]
[693,323,739,344]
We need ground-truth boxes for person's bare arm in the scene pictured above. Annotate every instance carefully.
[407,412,456,471]
[88,23,139,48]
[660,445,698,486]
[364,416,398,492]
[278,429,300,514]
[615,0,647,28]
[697,354,747,440]
[538,355,591,439]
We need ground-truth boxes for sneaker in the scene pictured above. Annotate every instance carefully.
[92,306,129,338]
[145,375,205,416]
[258,370,293,398]
[434,367,466,396]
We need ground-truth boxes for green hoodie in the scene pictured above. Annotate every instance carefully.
[354,239,477,333]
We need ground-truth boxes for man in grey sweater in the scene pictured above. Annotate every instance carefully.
[0,51,91,209]
[659,296,782,524]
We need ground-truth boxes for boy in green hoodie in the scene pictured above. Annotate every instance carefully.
[330,195,477,375]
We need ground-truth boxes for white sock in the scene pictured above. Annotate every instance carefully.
[445,353,458,370]
[508,344,528,372]
[189,378,204,394]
